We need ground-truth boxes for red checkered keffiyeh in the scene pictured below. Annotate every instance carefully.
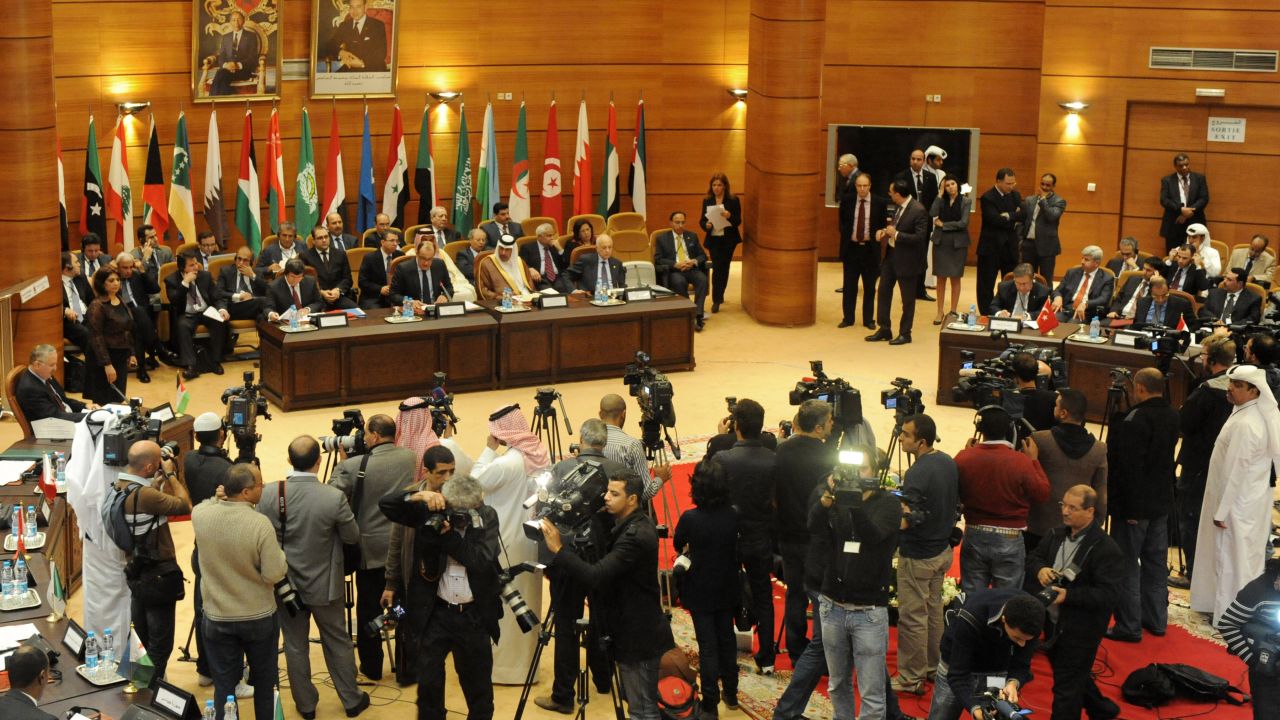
[396,397,440,483]
[488,405,550,476]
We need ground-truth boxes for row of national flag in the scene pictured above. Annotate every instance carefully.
[62,98,648,253]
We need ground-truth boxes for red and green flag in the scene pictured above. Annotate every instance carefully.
[263,107,286,234]
[142,115,169,238]
[597,101,619,218]
[509,101,530,222]
[235,110,262,253]
[80,116,107,241]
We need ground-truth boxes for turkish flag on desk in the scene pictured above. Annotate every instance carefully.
[1036,298,1060,334]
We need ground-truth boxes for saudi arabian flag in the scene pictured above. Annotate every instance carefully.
[175,373,190,415]
[168,112,197,243]
[508,102,530,222]
[235,110,262,253]
[118,624,155,688]
[295,108,320,237]
[452,104,473,234]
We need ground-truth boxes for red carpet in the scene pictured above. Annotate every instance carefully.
[657,462,1254,719]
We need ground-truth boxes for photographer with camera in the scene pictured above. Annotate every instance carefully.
[1218,555,1280,718]
[1028,484,1124,720]
[715,398,779,674]
[257,436,368,718]
[540,471,676,720]
[329,414,417,681]
[192,463,288,720]
[956,406,1050,593]
[380,472,503,720]
[1011,351,1058,432]
[114,439,191,686]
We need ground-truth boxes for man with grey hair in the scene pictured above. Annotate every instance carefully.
[1051,245,1114,322]
[520,222,570,292]
[15,343,90,422]
[428,205,461,245]
[1106,237,1142,276]
[256,221,302,279]
[455,228,489,282]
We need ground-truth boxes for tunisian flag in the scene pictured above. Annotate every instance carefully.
[572,100,592,216]
[540,100,562,224]
[1036,298,1060,335]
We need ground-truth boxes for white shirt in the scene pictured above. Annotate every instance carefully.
[1194,241,1222,278]
[63,277,84,320]
[435,530,475,604]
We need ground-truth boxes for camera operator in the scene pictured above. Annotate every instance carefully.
[1028,484,1124,720]
[810,452,902,720]
[956,406,1049,593]
[1011,351,1058,431]
[380,473,502,720]
[192,463,288,720]
[598,393,667,500]
[1245,332,1280,400]
[257,436,368,718]
[117,439,191,686]
[1218,555,1280,719]
[540,471,676,720]
[535,419,630,713]
[774,400,835,666]
[714,398,778,673]
[1025,390,1107,557]
[927,589,1044,720]
[893,413,958,696]
[705,404,777,460]
[330,414,417,681]
[1172,334,1234,587]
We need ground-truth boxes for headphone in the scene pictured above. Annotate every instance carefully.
[975,405,1017,442]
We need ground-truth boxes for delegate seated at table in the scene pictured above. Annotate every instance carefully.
[476,235,536,300]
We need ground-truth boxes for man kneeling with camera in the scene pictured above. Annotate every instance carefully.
[381,473,502,720]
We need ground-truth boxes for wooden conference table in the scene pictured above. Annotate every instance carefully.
[936,320,1197,422]
[258,295,697,411]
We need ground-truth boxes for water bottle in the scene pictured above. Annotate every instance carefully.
[25,505,36,540]
[14,559,27,596]
[101,627,115,674]
[595,286,607,304]
[1,560,12,599]
[224,695,238,720]
[9,504,17,536]
[85,632,99,674]
[203,700,216,720]
[288,304,299,331]
[402,296,415,319]
[502,287,513,310]
[1089,315,1101,339]
[968,304,978,328]
[56,453,67,485]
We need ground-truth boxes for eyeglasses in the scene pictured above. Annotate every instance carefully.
[1059,502,1085,514]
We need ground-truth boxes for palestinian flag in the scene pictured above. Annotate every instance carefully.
[47,560,66,617]
[80,116,107,241]
[235,110,262,253]
[141,115,169,238]
[414,103,437,224]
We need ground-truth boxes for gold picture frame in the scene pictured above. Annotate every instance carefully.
[311,0,400,99]
[192,0,282,102]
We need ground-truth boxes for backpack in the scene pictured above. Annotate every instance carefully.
[657,676,698,720]
[100,482,144,553]
[1121,664,1176,708]
[1159,663,1248,706]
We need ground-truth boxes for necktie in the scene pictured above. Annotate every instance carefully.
[45,380,68,412]
[238,275,248,295]
[1015,293,1026,316]
[1181,175,1189,199]
[1221,293,1237,322]
[383,254,391,276]
[675,234,689,264]
[321,251,329,266]
[1146,301,1164,325]
[915,173,923,196]
[855,199,866,242]
[543,246,558,281]
[1072,272,1091,310]
[290,283,302,308]
[501,224,509,237]
[1245,256,1255,278]
[1028,199,1041,239]
[65,281,83,320]
[122,281,134,308]
[233,32,240,52]
[188,282,205,313]
[1173,267,1185,289]
[201,254,209,270]
[599,261,611,290]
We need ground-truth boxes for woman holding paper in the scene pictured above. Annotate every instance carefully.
[699,173,742,313]
[84,265,137,403]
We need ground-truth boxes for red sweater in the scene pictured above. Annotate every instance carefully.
[955,443,1050,528]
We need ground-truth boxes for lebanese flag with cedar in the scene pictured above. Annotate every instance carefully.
[1036,298,1060,335]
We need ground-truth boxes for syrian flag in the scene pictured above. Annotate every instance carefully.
[478,101,500,220]
[381,105,410,226]
[323,106,346,224]
[572,100,592,216]
[357,108,377,233]
[117,625,155,688]
[175,373,191,414]
[57,136,68,251]
[597,101,619,218]
[106,115,134,249]
[414,103,437,224]
[80,116,107,242]
[169,112,197,244]
[47,560,66,618]
[235,110,262,253]
[204,111,228,248]
[141,116,169,239]
[540,100,562,224]
[509,101,530,222]
[295,108,320,238]
[451,103,474,234]
[1036,298,1060,335]
[629,99,647,219]
[263,107,287,234]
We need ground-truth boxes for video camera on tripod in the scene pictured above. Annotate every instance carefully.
[425,372,460,436]
[881,377,924,421]
[623,351,680,458]
[102,398,177,466]
[220,370,272,463]
[789,360,863,428]
[522,459,610,543]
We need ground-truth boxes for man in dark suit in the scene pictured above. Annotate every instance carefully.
[327,0,387,72]
[208,10,260,96]
[520,223,573,294]
[217,246,268,322]
[989,263,1050,319]
[265,258,325,319]
[653,211,710,329]
[1052,246,1114,323]
[1199,268,1261,327]
[896,149,939,301]
[866,179,930,345]
[1020,173,1066,289]
[1108,256,1165,320]
[1159,153,1210,254]
[481,202,525,250]
[390,239,453,305]
[428,205,462,245]
[257,222,304,279]
[301,225,357,310]
[77,232,107,297]
[115,252,175,380]
[977,168,1025,313]
[455,229,488,282]
[1164,244,1209,296]
[1106,237,1143,277]
[16,344,90,422]
[131,224,174,286]
[324,213,357,251]
[570,234,626,295]
[196,231,221,270]
[362,213,395,248]
[839,173,886,330]
[164,251,229,379]
[1133,277,1196,330]
[358,229,404,309]
[60,251,91,348]
[0,645,58,720]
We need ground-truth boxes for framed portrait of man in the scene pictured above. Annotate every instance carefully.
[192,0,282,102]
[312,0,399,98]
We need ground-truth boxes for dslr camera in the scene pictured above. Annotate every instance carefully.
[1037,559,1083,607]
[497,561,545,634]
[368,604,406,635]
[320,409,366,455]
[789,360,864,428]
[275,578,304,617]
[102,398,167,466]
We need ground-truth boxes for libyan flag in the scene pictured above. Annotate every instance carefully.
[118,625,155,688]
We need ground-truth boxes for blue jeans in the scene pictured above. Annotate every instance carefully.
[926,667,966,720]
[203,614,279,720]
[1111,516,1169,635]
[819,598,889,720]
[618,656,661,720]
[774,591,828,720]
[959,528,1025,594]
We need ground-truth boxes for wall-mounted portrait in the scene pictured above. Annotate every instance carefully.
[312,0,399,98]
[192,0,282,101]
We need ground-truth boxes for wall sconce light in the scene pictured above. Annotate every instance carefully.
[727,88,748,101]
[429,91,461,103]
[1057,101,1089,114]
[117,101,151,115]
[1195,88,1226,98]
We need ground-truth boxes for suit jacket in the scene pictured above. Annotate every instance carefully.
[389,257,453,304]
[300,246,354,295]
[1020,192,1067,256]
[1228,248,1276,284]
[835,170,860,241]
[358,249,404,304]
[1164,263,1208,296]
[0,691,57,720]
[840,194,888,260]
[895,168,939,211]
[330,441,417,569]
[1159,171,1209,240]
[216,264,268,301]
[977,187,1024,256]
[331,233,357,252]
[1199,287,1262,325]
[1109,275,1151,317]
[257,474,361,606]
[571,254,627,293]
[988,280,1050,317]
[886,198,930,276]
[121,268,160,309]
[652,230,709,275]
[1105,257,1144,277]
[255,242,303,276]
[62,276,92,316]
[1027,523,1124,645]
[1053,267,1114,320]
[455,246,483,282]
[15,368,86,423]
[329,13,387,71]
[1133,295,1196,330]
[216,27,260,73]
[431,226,462,244]
[482,220,526,249]
[131,245,175,284]
[265,276,324,315]
[164,269,226,314]
[78,252,108,279]
[519,240,570,280]
[699,195,743,250]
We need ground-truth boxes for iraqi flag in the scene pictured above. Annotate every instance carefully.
[414,103,437,224]
[596,100,619,218]
[80,116,107,241]
[57,136,68,250]
[235,110,262,253]
[540,100,562,224]
[263,107,287,234]
[509,101,530,223]
[142,115,169,239]
[168,112,197,244]
[381,105,410,226]
[204,111,228,248]
[629,99,647,219]
[572,100,592,216]
[1036,298,1060,335]
[323,106,346,224]
[106,115,134,249]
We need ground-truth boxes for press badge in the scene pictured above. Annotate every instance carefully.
[843,541,861,554]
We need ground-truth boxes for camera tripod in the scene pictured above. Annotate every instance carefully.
[1099,379,1131,443]
[531,389,572,463]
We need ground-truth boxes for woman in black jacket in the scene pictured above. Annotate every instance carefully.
[84,265,136,403]
[673,460,740,717]
[698,173,742,313]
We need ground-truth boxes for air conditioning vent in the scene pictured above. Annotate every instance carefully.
[1150,47,1277,73]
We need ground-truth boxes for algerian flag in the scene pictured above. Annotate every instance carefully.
[47,560,66,617]
[451,104,473,234]
[478,101,499,219]
[118,624,155,688]
[175,373,190,415]
[295,108,320,237]
[168,112,197,243]
[508,101,530,222]
[235,110,262,253]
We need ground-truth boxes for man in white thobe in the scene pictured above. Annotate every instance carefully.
[1190,364,1280,624]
